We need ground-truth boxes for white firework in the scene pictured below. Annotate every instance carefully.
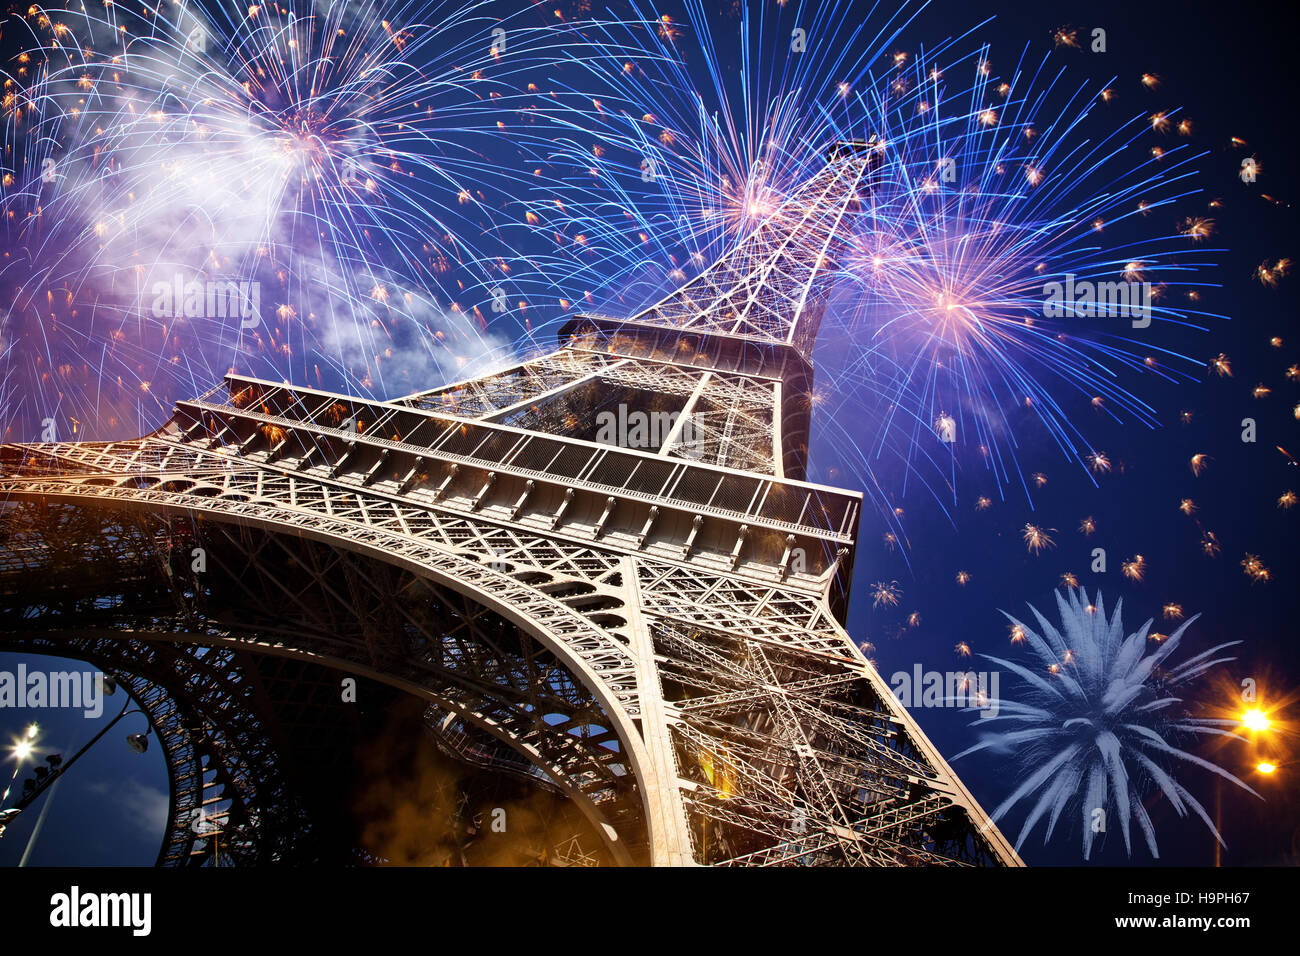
[956,588,1258,859]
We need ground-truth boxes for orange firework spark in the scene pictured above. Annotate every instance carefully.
[1078,516,1096,535]
[259,423,286,444]
[1060,572,1079,588]
[1009,623,1026,645]
[1022,524,1056,554]
[1121,555,1147,581]
[955,642,972,658]
[1179,498,1197,515]
[1162,603,1184,621]
[1258,258,1291,287]
[955,570,971,586]
[1241,554,1271,583]
[1052,25,1079,48]
[1190,453,1210,476]
[871,581,902,608]
[1279,491,1297,510]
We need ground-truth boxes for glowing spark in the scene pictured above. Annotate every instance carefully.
[1022,524,1056,554]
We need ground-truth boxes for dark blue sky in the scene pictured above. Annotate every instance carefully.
[815,0,1300,865]
[0,653,167,866]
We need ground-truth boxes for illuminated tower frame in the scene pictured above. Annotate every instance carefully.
[0,143,1021,866]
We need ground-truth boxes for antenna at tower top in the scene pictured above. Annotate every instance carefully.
[826,135,881,161]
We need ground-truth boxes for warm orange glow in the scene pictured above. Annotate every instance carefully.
[1241,709,1272,733]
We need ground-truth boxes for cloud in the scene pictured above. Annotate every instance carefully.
[87,777,170,839]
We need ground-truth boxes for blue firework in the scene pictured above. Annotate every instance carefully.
[955,587,1258,859]
[0,0,609,439]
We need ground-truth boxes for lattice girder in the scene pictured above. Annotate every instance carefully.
[0,147,1021,867]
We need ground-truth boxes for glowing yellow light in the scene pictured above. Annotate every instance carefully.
[1257,762,1277,774]
[1241,709,1272,732]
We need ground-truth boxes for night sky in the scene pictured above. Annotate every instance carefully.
[1,0,1297,867]
[817,0,1300,865]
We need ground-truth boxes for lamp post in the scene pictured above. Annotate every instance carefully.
[1214,705,1278,866]
[1,722,39,808]
[0,681,152,849]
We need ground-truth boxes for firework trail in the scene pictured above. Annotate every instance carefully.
[955,588,1257,859]
[516,0,970,317]
[509,2,1225,541]
[838,44,1225,509]
[505,0,983,551]
[0,0,610,441]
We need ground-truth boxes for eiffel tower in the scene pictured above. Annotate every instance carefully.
[0,142,1021,866]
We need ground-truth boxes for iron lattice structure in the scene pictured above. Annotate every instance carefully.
[0,146,1021,866]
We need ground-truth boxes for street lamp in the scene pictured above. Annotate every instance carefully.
[2,723,41,807]
[0,684,152,842]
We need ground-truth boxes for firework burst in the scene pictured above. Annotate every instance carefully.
[956,588,1257,859]
[498,3,1227,543]
[1,0,598,439]
[836,44,1223,506]
[1022,523,1056,554]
